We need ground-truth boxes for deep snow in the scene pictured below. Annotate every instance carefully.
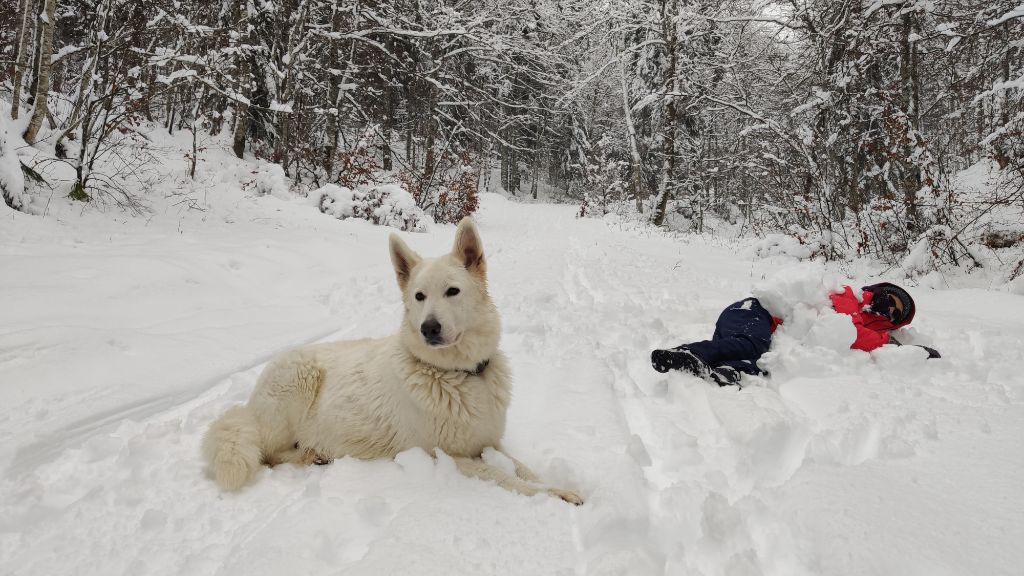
[2,137,1023,576]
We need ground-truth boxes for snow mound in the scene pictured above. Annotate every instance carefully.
[318,183,431,232]
[0,114,26,212]
[751,262,843,319]
[745,233,819,261]
[752,263,865,377]
[805,310,857,351]
[1009,275,1024,295]
[248,162,290,199]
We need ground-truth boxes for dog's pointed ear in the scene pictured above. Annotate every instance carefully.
[389,233,421,289]
[452,217,486,277]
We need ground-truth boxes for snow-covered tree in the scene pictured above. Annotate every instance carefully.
[1,0,1019,268]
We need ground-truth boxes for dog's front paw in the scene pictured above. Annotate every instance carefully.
[548,488,584,506]
[299,448,332,466]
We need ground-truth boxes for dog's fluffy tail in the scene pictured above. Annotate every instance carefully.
[202,404,262,491]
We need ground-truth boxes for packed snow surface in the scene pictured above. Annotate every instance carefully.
[2,179,1023,574]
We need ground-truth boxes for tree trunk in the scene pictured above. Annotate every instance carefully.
[898,12,921,232]
[509,147,520,192]
[166,87,178,135]
[382,80,396,171]
[54,2,109,157]
[478,140,492,193]
[26,11,43,107]
[10,0,35,120]
[619,54,644,212]
[23,0,57,144]
[231,80,251,158]
[188,84,206,179]
[231,0,251,159]
[530,148,540,199]
[324,4,342,177]
[71,98,95,202]
[406,122,415,169]
[999,22,1011,130]
[422,117,436,200]
[500,140,509,193]
[530,154,540,199]
[274,1,308,174]
[992,22,1013,167]
[653,0,678,226]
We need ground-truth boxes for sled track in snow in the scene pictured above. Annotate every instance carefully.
[4,326,350,479]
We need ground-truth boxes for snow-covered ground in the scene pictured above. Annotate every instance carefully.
[2,138,1023,575]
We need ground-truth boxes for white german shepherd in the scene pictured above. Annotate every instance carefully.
[202,218,582,504]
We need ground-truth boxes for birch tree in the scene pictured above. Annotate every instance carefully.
[9,0,36,120]
[22,0,56,143]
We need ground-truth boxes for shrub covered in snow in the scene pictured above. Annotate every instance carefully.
[0,115,27,212]
[745,229,841,261]
[399,151,480,225]
[247,162,290,199]
[571,135,628,218]
[1009,274,1024,296]
[335,146,380,190]
[318,183,431,232]
[902,225,985,277]
[747,234,816,260]
[433,165,480,224]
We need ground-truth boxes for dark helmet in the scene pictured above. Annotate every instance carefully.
[862,282,916,327]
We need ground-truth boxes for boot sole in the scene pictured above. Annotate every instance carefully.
[652,349,710,377]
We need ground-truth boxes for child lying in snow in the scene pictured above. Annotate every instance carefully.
[651,282,941,386]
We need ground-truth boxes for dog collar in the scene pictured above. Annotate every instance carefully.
[463,359,489,377]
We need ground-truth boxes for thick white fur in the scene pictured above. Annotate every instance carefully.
[202,218,582,504]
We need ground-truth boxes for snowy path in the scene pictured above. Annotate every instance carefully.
[2,194,1023,575]
[488,204,814,574]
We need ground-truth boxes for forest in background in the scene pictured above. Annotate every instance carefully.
[1,0,1022,272]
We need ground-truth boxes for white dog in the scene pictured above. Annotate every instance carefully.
[202,218,582,504]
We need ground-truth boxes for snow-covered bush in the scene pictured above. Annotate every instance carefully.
[247,162,290,199]
[901,225,984,277]
[747,234,815,260]
[0,115,27,212]
[318,183,431,232]
[573,135,628,218]
[335,146,380,190]
[746,228,841,261]
[433,164,480,224]
[980,228,1024,250]
[399,150,479,225]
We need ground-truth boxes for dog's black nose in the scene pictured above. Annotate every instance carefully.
[420,318,443,343]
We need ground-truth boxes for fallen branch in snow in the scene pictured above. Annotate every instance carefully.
[20,160,49,187]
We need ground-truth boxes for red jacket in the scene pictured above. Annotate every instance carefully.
[829,285,915,351]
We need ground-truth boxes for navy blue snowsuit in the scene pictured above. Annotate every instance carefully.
[685,298,774,375]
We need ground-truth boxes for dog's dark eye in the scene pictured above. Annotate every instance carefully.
[445,287,460,297]
[415,292,425,301]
